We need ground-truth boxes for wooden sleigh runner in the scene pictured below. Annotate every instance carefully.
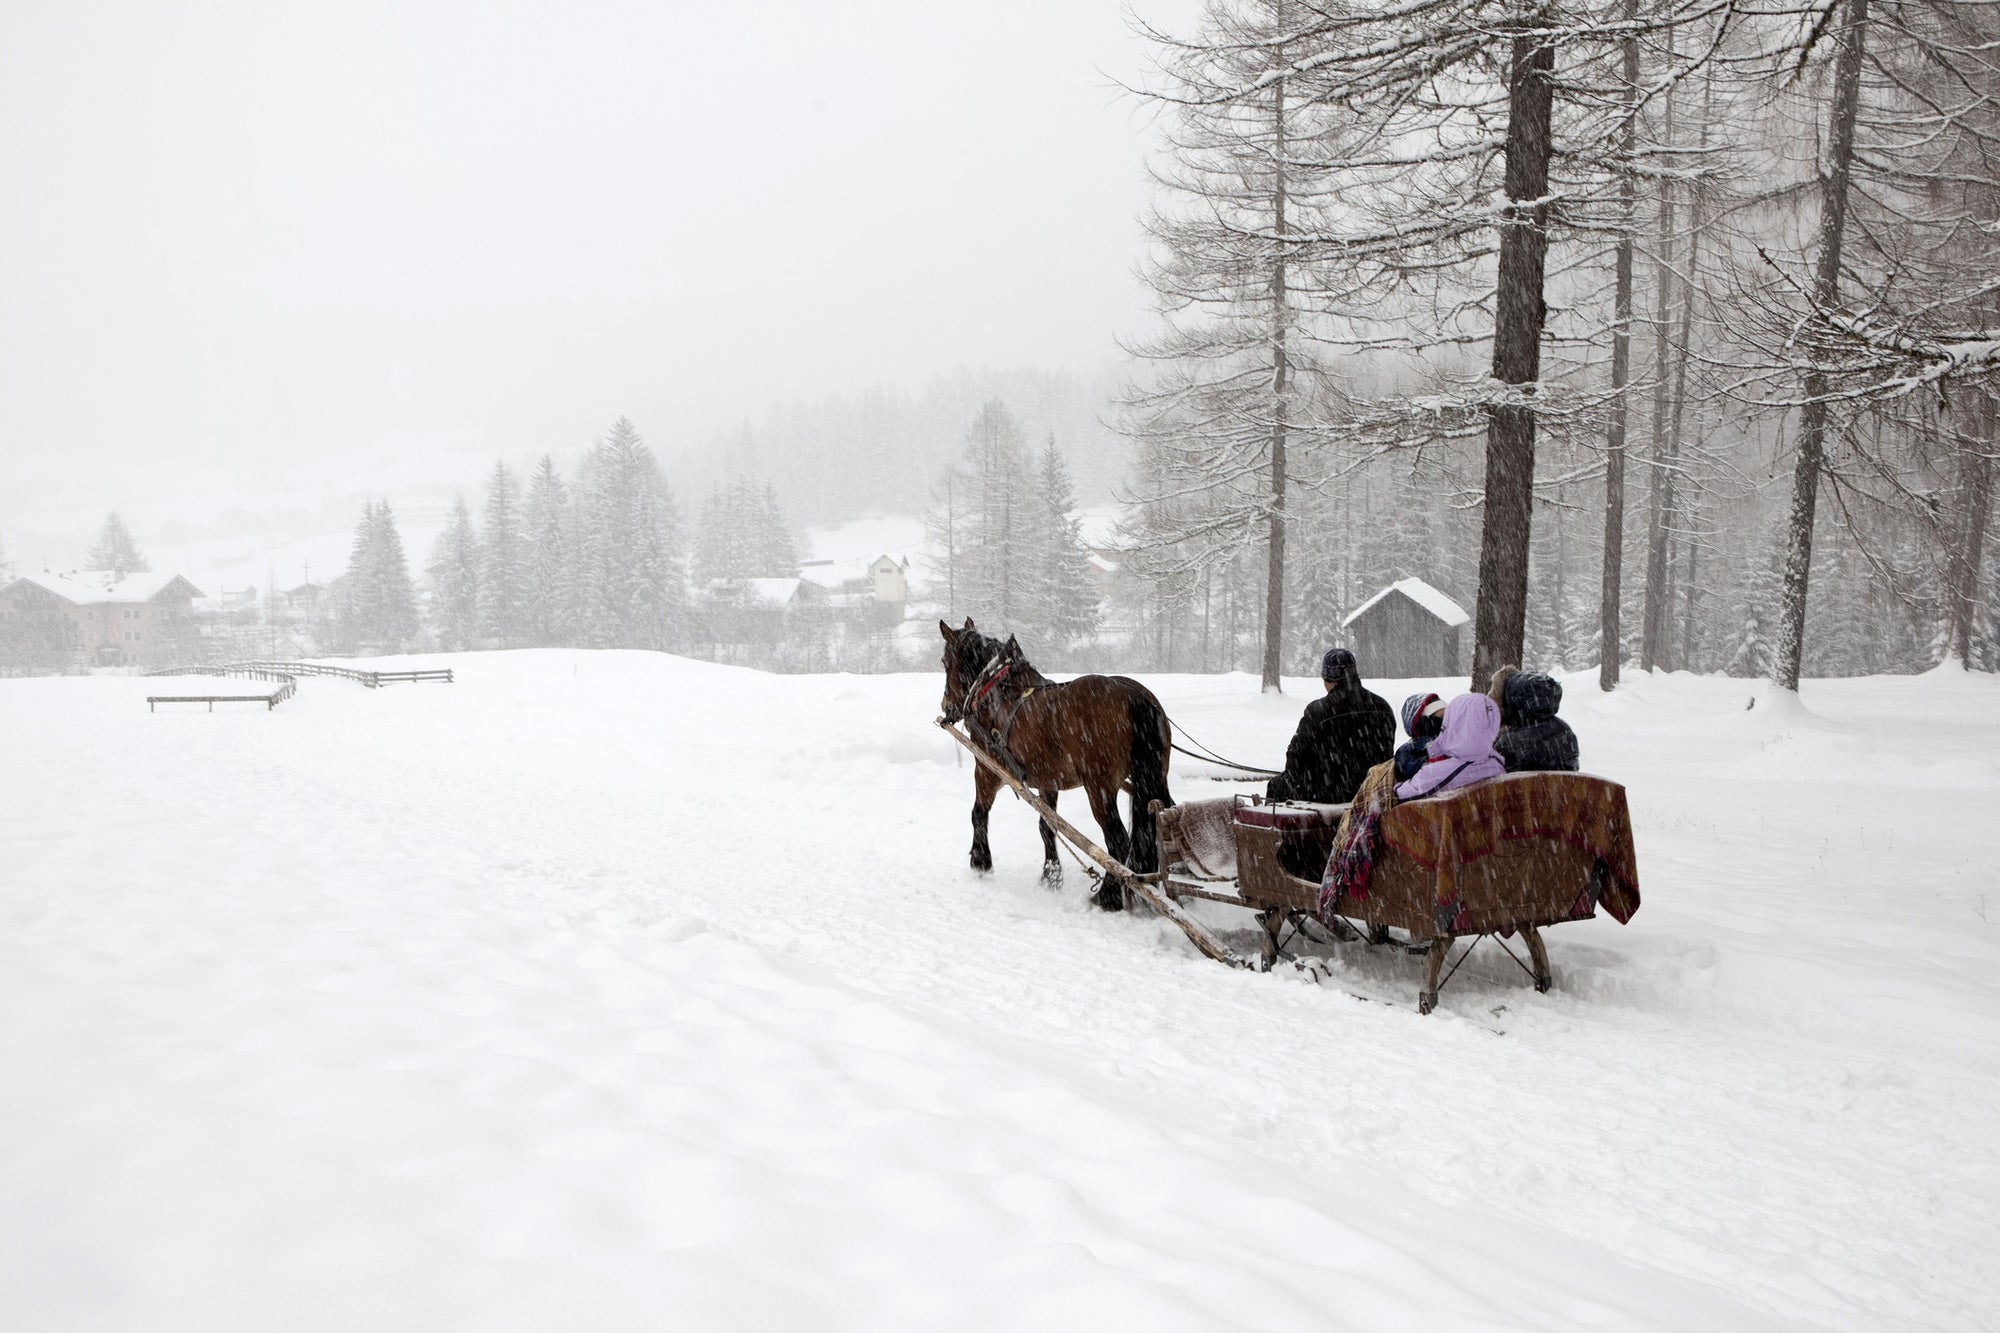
[1156,773,1644,1012]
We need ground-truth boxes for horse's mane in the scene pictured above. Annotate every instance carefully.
[951,627,1049,690]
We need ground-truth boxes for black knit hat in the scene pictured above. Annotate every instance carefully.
[1320,647,1357,680]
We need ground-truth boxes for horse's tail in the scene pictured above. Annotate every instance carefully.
[1125,687,1174,874]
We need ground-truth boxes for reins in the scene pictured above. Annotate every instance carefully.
[956,645,1279,781]
[1167,726,1280,779]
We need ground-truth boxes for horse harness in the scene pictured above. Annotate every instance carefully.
[958,650,1056,784]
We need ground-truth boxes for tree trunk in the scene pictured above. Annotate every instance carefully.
[1680,535,1702,669]
[1775,0,1869,692]
[1640,37,1679,674]
[1950,390,1996,664]
[1659,81,1711,675]
[1472,29,1556,691]
[1263,66,1291,693]
[1655,202,1702,673]
[1599,1,1640,691]
[1553,483,1569,665]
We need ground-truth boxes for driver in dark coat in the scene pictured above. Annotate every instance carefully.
[1265,648,1396,804]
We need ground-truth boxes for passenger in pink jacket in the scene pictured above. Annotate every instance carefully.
[1392,693,1508,801]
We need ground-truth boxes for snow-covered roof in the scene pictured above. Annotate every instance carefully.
[798,554,904,589]
[1073,505,1126,550]
[6,569,204,604]
[740,577,804,606]
[798,560,868,590]
[1341,577,1469,629]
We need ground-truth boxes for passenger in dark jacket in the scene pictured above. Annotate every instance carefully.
[1487,665,1580,773]
[1266,648,1396,804]
[1392,691,1447,783]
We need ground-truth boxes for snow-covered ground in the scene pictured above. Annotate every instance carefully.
[3,653,1996,1331]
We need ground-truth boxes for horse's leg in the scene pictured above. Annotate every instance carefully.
[969,766,999,873]
[1038,789,1063,886]
[1083,783,1131,911]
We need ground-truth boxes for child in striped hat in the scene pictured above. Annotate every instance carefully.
[1392,691,1447,782]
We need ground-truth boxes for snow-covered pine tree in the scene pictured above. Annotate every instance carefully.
[927,401,1031,630]
[755,483,801,578]
[576,417,686,650]
[1285,490,1337,675]
[1125,0,1349,689]
[522,455,576,648]
[373,502,419,651]
[429,494,482,652]
[629,487,688,652]
[577,419,637,646]
[333,505,376,653]
[694,478,796,581]
[924,474,966,624]
[1725,545,1775,679]
[336,501,418,653]
[87,512,149,574]
[1115,432,1223,672]
[1021,436,1099,659]
[477,461,528,647]
[694,484,743,583]
[571,465,615,648]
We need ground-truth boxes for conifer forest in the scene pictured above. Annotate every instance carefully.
[302,0,2000,691]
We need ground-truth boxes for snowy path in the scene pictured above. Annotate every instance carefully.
[3,652,1996,1331]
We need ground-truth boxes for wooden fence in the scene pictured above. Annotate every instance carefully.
[221,660,454,688]
[142,659,452,711]
[145,664,299,712]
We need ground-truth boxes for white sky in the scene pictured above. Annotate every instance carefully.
[0,0,1195,517]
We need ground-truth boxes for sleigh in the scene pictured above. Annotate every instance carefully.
[1154,773,1642,1013]
[937,718,1639,1014]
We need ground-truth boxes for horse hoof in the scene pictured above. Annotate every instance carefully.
[1092,885,1128,912]
[1040,864,1064,888]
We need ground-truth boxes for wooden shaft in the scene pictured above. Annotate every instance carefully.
[938,720,1248,969]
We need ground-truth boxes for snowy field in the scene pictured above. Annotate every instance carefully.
[3,652,1997,1331]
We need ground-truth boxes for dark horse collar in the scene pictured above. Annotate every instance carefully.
[955,648,1048,783]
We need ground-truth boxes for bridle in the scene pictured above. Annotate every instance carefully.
[942,645,1010,725]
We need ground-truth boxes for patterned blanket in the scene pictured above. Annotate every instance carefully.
[1376,772,1642,929]
[1317,761,1400,923]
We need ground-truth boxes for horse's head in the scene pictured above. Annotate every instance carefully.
[939,617,1011,723]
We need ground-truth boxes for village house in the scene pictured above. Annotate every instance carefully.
[0,569,206,672]
[796,554,909,608]
[796,554,909,628]
[1341,577,1470,678]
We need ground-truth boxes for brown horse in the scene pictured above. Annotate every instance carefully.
[939,619,1174,909]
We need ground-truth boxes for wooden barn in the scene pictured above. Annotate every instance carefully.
[1340,577,1470,678]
